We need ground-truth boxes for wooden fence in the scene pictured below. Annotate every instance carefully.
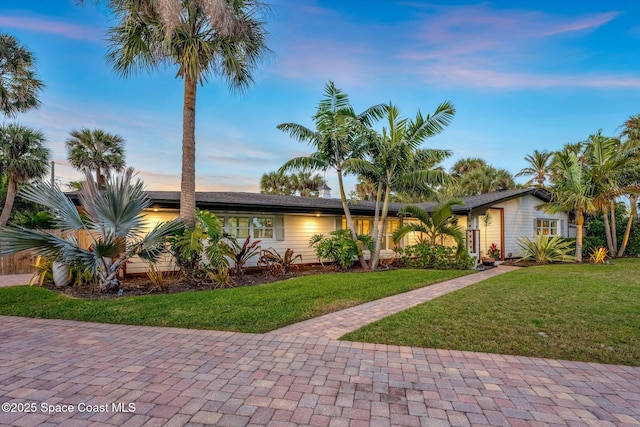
[0,250,37,275]
[0,230,76,275]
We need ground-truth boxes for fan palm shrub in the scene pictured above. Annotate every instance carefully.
[0,168,184,291]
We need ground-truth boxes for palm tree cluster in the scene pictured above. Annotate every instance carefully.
[278,81,456,269]
[447,157,517,197]
[521,119,640,261]
[0,33,49,228]
[260,170,324,197]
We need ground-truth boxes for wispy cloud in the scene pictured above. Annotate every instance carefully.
[0,15,102,42]
[397,5,624,89]
[270,2,633,90]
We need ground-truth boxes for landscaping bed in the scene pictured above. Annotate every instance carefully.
[43,264,341,300]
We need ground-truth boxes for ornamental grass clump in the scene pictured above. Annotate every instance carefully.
[517,234,575,263]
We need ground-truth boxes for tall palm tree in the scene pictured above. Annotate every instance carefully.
[392,199,466,255]
[277,81,386,269]
[107,0,269,227]
[0,33,44,117]
[515,149,553,187]
[345,102,455,269]
[66,128,126,189]
[542,149,595,262]
[0,124,49,227]
[583,130,638,255]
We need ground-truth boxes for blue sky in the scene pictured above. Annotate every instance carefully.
[1,0,639,193]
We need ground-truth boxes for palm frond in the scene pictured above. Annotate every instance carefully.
[278,154,328,174]
[18,181,85,231]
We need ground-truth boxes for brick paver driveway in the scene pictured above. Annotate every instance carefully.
[1,267,639,426]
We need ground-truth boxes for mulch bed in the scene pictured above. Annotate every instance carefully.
[41,264,345,300]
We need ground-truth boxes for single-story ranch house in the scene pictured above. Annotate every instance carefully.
[112,187,571,275]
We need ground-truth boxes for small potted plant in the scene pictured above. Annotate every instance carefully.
[488,243,501,260]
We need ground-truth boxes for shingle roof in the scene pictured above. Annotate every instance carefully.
[141,187,552,217]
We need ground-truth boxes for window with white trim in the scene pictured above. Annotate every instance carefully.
[224,215,274,239]
[535,219,559,236]
[383,219,400,250]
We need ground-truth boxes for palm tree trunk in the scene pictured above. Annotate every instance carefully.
[618,194,638,257]
[575,210,584,262]
[0,175,18,227]
[610,200,618,255]
[602,206,615,255]
[181,74,197,228]
[371,185,391,270]
[337,167,369,269]
[370,181,383,246]
[96,167,104,190]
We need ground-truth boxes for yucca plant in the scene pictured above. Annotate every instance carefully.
[517,234,575,264]
[589,247,609,264]
[0,168,184,291]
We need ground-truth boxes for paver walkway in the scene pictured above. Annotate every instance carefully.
[0,273,31,287]
[1,266,639,426]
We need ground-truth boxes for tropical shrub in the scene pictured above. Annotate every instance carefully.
[626,220,640,255]
[396,243,475,270]
[589,247,609,264]
[392,200,466,257]
[487,243,501,259]
[29,256,52,286]
[517,234,575,263]
[309,229,374,269]
[223,236,262,275]
[259,247,302,275]
[168,209,229,281]
[0,169,184,291]
[205,266,234,288]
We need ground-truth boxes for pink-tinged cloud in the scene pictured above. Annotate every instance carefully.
[417,63,640,90]
[407,6,618,59]
[541,11,619,36]
[273,39,377,86]
[0,15,102,42]
[270,2,624,90]
[393,5,628,90]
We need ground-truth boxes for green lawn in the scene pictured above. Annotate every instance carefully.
[0,269,470,333]
[342,259,640,366]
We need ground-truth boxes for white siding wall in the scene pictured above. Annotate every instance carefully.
[126,211,180,275]
[261,215,337,266]
[125,211,338,275]
[492,195,568,258]
[479,209,502,258]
